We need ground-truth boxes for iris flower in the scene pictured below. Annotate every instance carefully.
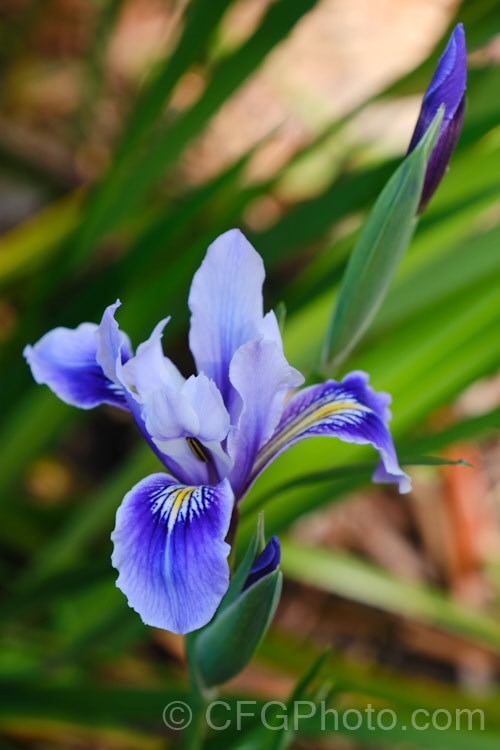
[408,23,466,212]
[24,230,410,634]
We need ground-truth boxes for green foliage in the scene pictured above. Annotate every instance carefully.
[196,569,282,688]
[194,517,281,688]
[322,108,442,369]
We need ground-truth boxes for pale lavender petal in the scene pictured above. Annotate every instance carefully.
[124,395,190,482]
[259,310,284,350]
[144,388,199,441]
[249,371,411,496]
[143,373,231,485]
[182,374,231,443]
[120,318,185,399]
[24,305,132,411]
[228,338,304,496]
[111,473,234,634]
[142,391,207,484]
[188,229,265,406]
[116,316,192,481]
[95,300,133,384]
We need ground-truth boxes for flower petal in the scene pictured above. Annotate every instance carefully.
[143,373,231,485]
[243,536,281,591]
[24,302,132,410]
[182,373,231,443]
[407,23,466,211]
[144,387,199,440]
[120,318,185,399]
[95,300,132,384]
[259,310,284,350]
[228,338,304,496]
[188,229,266,407]
[250,371,411,495]
[418,95,465,212]
[111,473,234,634]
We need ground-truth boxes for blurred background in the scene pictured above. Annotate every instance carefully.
[1,0,500,747]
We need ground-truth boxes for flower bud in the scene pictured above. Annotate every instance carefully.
[408,23,466,211]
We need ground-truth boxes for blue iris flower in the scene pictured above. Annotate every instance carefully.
[24,230,410,634]
[408,23,466,211]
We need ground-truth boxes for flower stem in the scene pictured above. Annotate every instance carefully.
[226,505,240,573]
[182,633,209,750]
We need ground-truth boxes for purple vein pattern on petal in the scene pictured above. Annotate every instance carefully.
[228,338,304,497]
[23,301,132,411]
[251,370,411,494]
[111,473,233,634]
[188,229,266,408]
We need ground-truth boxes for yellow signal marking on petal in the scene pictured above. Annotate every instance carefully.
[168,487,193,529]
[253,400,368,475]
[309,401,367,424]
[186,437,210,463]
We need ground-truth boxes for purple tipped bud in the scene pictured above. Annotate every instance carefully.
[408,23,466,212]
[243,536,281,591]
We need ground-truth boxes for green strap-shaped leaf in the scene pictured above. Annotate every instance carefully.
[322,108,443,369]
[195,570,282,687]
[220,513,265,610]
[253,456,469,508]
[76,0,319,258]
[279,540,500,652]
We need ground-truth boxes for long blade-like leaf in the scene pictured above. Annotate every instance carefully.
[322,109,442,369]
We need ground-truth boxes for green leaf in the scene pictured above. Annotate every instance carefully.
[250,649,331,750]
[196,570,282,687]
[77,0,234,260]
[20,444,159,585]
[374,218,500,336]
[0,192,81,287]
[279,540,500,652]
[221,513,265,612]
[254,456,469,508]
[76,0,320,257]
[274,302,287,335]
[288,648,331,702]
[115,0,234,162]
[322,108,443,369]
[404,406,500,455]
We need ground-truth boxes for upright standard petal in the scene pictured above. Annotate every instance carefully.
[408,24,466,211]
[249,371,411,495]
[111,473,234,634]
[228,338,304,496]
[24,302,132,411]
[188,229,266,406]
